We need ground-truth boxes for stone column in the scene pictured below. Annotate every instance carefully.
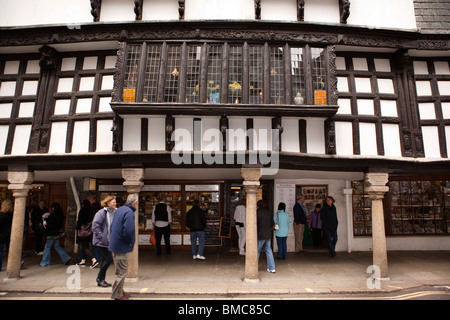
[122,168,144,279]
[241,167,262,283]
[364,173,390,279]
[6,171,34,279]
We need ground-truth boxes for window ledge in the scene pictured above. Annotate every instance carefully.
[111,102,339,118]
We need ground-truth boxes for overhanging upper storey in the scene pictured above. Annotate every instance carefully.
[110,40,339,118]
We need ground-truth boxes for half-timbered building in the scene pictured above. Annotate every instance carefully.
[0,0,449,281]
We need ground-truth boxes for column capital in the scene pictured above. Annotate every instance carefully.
[122,168,145,193]
[240,167,262,182]
[364,173,389,200]
[8,171,34,196]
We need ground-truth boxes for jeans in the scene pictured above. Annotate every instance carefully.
[190,231,205,256]
[257,239,275,271]
[97,246,113,281]
[40,238,71,267]
[324,229,338,256]
[276,236,287,259]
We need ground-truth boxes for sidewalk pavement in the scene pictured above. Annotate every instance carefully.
[1,249,449,296]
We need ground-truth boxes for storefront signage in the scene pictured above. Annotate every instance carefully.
[185,184,219,192]
[142,185,181,191]
[99,185,126,191]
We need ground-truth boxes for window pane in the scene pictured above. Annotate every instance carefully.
[249,45,263,104]
[186,45,201,103]
[270,46,285,104]
[228,45,242,104]
[144,44,161,103]
[123,45,141,102]
[207,45,222,104]
[165,45,181,103]
[290,47,305,104]
[312,47,327,105]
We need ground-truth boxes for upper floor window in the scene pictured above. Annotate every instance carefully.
[121,42,330,106]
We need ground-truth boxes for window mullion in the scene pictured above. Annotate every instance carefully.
[284,43,292,105]
[136,42,147,102]
[200,43,208,103]
[263,43,270,104]
[243,42,249,104]
[178,42,187,103]
[304,44,313,105]
[157,42,168,103]
[221,43,229,104]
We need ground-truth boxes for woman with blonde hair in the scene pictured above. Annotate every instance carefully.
[0,199,13,271]
[92,195,117,287]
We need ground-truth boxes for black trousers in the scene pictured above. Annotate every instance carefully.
[97,246,113,281]
[155,225,171,255]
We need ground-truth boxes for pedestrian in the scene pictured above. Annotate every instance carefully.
[186,200,207,260]
[87,193,102,263]
[30,200,48,255]
[92,195,117,287]
[293,194,307,253]
[309,203,322,248]
[274,202,290,260]
[152,195,172,255]
[233,198,246,256]
[76,199,98,268]
[320,196,338,258]
[256,200,276,273]
[109,194,137,300]
[40,203,72,267]
[0,199,13,271]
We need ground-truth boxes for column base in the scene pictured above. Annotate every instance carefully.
[243,277,260,283]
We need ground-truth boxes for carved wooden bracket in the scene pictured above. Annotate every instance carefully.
[339,0,350,24]
[255,0,261,20]
[134,0,143,21]
[297,0,305,22]
[179,0,185,20]
[90,0,102,22]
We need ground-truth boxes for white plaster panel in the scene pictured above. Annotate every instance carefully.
[82,57,98,70]
[377,79,395,94]
[11,124,31,155]
[357,99,374,115]
[261,0,297,21]
[142,0,179,21]
[54,99,71,115]
[422,126,441,158]
[354,78,372,93]
[98,97,112,112]
[123,118,142,151]
[4,61,20,74]
[442,102,450,119]
[434,61,450,75]
[0,125,8,155]
[281,118,299,152]
[22,80,38,95]
[57,78,74,92]
[18,102,35,118]
[101,75,114,90]
[228,117,247,151]
[335,122,353,155]
[374,59,391,72]
[148,117,166,151]
[382,124,402,157]
[72,121,90,153]
[336,57,346,70]
[352,57,368,71]
[0,103,12,118]
[253,118,272,151]
[105,56,117,69]
[359,123,378,156]
[201,117,221,152]
[61,58,77,71]
[337,77,349,92]
[75,98,92,114]
[337,98,351,115]
[380,100,398,117]
[418,103,436,120]
[0,81,16,96]
[446,126,450,158]
[96,120,113,152]
[26,60,40,74]
[186,0,254,20]
[413,61,428,75]
[79,77,95,91]
[100,0,135,22]
[437,81,450,96]
[48,122,68,154]
[306,119,325,154]
[416,81,432,96]
[174,117,193,151]
[304,0,339,24]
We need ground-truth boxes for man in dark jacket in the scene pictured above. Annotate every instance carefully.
[320,196,338,258]
[293,194,307,253]
[186,200,207,260]
[109,194,137,300]
[30,200,48,255]
[256,200,276,273]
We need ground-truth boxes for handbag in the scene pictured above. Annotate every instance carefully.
[149,229,156,246]
[274,211,280,230]
[77,222,93,239]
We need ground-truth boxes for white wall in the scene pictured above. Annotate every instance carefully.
[0,0,417,31]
